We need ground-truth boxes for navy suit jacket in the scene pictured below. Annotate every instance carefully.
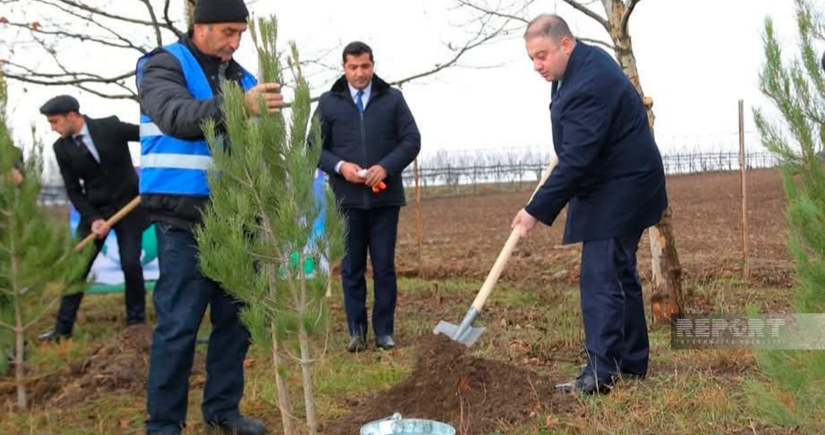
[525,42,668,244]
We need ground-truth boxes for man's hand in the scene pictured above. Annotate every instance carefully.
[11,168,23,187]
[340,162,366,184]
[511,208,538,238]
[245,83,284,115]
[91,219,111,240]
[363,165,388,188]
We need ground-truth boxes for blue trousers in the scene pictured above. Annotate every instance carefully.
[579,231,649,381]
[145,223,250,433]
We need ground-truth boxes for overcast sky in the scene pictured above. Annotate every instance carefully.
[2,0,802,181]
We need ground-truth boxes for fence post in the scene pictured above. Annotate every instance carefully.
[413,158,422,274]
[739,100,750,278]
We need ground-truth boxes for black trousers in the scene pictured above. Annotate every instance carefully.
[54,211,147,334]
[341,206,400,337]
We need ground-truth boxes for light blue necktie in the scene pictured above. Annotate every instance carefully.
[356,89,365,113]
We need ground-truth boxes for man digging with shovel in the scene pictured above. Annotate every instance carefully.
[38,95,149,342]
[510,15,668,395]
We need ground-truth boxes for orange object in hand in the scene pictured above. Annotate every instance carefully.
[372,181,387,193]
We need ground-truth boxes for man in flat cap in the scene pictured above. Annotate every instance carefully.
[39,95,149,341]
[137,0,280,433]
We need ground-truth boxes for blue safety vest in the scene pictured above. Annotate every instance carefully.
[136,42,257,197]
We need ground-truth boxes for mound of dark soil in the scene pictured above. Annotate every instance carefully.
[325,334,576,435]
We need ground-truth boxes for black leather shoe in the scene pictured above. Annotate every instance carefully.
[376,335,395,350]
[347,334,368,352]
[555,372,613,395]
[37,330,71,342]
[147,428,181,435]
[574,372,613,394]
[206,415,266,435]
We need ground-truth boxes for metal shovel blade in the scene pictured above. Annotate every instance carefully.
[432,320,486,347]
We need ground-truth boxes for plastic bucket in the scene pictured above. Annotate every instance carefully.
[360,413,455,435]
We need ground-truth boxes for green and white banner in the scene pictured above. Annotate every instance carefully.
[69,205,158,294]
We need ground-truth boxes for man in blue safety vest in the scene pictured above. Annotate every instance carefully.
[136,0,282,434]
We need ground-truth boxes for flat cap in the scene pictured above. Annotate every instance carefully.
[39,95,80,116]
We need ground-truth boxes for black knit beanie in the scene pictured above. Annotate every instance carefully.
[194,0,249,24]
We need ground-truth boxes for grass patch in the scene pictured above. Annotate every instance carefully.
[0,277,797,434]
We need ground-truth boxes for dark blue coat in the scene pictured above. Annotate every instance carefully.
[316,75,421,209]
[525,42,668,243]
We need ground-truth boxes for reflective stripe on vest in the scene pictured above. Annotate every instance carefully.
[136,42,257,197]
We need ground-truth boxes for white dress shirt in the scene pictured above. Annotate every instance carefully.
[335,82,374,174]
[74,122,100,163]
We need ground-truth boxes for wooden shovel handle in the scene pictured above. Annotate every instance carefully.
[73,196,141,252]
[470,157,559,311]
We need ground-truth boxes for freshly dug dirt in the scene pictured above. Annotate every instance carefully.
[325,334,577,435]
[50,324,154,406]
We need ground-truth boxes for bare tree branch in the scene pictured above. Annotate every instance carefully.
[620,0,640,36]
[1,0,177,98]
[579,36,614,50]
[390,14,513,87]
[3,0,529,102]
[2,70,135,94]
[1,20,144,52]
[561,0,609,32]
[163,0,185,38]
[36,0,149,53]
[47,44,136,97]
[3,61,134,85]
[453,0,615,51]
[47,0,176,31]
[73,83,136,100]
[456,0,530,24]
[137,0,164,47]
[3,60,136,100]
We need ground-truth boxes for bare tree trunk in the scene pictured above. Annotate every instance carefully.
[270,324,295,435]
[266,262,296,435]
[602,0,683,324]
[648,210,683,322]
[14,310,27,410]
[8,199,27,409]
[297,330,317,435]
[297,253,318,435]
[414,158,423,274]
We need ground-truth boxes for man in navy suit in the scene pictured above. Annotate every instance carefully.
[511,15,668,394]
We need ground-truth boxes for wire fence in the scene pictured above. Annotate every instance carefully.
[38,151,779,204]
[399,151,779,191]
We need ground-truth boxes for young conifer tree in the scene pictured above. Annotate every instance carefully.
[197,16,345,435]
[749,0,825,430]
[0,70,89,409]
